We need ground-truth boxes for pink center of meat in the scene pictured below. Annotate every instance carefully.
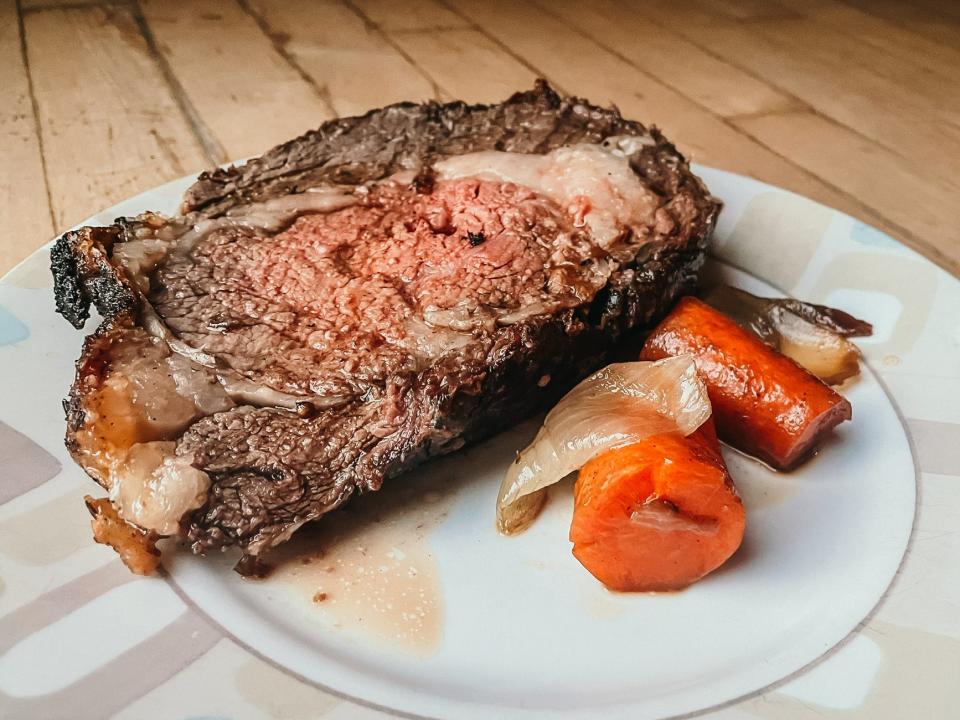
[247,179,561,321]
[152,178,600,395]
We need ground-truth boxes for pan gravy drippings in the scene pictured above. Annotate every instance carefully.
[268,473,460,655]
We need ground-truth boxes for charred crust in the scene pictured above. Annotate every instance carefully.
[51,231,92,329]
[51,226,136,329]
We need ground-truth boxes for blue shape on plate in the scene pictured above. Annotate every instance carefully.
[0,304,28,346]
[851,221,898,248]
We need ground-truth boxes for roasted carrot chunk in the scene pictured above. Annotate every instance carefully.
[640,297,852,470]
[570,420,745,592]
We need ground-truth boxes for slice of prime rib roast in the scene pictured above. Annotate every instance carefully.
[51,81,721,574]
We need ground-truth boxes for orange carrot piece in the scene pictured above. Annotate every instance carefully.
[570,420,745,592]
[640,297,851,470]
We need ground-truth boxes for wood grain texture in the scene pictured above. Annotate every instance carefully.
[20,0,108,8]
[651,7,960,173]
[809,1,960,71]
[0,0,52,276]
[352,0,467,31]
[246,0,438,117]
[22,5,207,236]
[388,29,538,103]
[140,0,334,160]
[540,0,802,119]
[3,0,958,277]
[347,0,538,103]
[841,0,960,47]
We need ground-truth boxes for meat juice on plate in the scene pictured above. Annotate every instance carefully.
[267,474,459,655]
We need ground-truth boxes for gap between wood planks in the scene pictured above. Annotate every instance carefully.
[14,0,56,237]
[130,2,228,166]
[236,0,339,118]
[19,0,127,12]
[341,0,446,102]
[240,0,437,116]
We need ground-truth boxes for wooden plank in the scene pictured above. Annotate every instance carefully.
[140,0,334,161]
[836,0,960,49]
[245,0,437,118]
[878,0,960,21]
[20,0,107,8]
[758,21,960,139]
[634,0,960,115]
[631,1,960,185]
[23,5,207,235]
[805,1,960,74]
[915,0,960,20]
[0,0,53,276]
[351,0,468,31]
[752,18,960,123]
[688,0,801,22]
[387,28,537,104]
[538,0,801,118]
[734,110,959,274]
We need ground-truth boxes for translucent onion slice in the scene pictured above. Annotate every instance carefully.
[496,355,711,535]
[773,311,861,385]
[705,286,873,385]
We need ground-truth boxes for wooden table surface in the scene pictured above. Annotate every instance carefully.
[3,0,958,277]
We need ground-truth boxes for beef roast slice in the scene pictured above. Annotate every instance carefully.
[52,82,720,561]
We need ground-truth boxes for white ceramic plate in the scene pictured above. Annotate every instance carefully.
[1,166,957,720]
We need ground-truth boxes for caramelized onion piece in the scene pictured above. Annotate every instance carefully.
[775,299,873,337]
[705,286,872,385]
[496,356,711,534]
